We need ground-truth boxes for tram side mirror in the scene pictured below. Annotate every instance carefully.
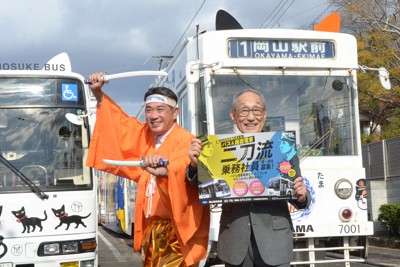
[378,67,391,90]
[186,61,200,84]
[359,65,391,90]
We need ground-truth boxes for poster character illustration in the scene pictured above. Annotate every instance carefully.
[279,131,301,179]
[197,131,299,203]
[355,179,367,210]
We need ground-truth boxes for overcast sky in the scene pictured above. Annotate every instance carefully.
[1,0,333,115]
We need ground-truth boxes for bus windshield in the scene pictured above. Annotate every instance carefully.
[209,75,357,157]
[0,78,91,192]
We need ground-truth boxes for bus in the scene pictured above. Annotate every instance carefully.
[268,177,294,197]
[145,14,376,266]
[198,178,231,200]
[0,53,97,266]
[97,172,136,236]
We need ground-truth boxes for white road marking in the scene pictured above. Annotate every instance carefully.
[98,231,127,262]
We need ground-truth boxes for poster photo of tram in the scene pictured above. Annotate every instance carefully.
[197,131,300,204]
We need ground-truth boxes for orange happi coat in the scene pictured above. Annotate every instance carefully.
[86,95,210,265]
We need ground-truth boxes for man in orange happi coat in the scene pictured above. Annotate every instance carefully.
[86,72,210,267]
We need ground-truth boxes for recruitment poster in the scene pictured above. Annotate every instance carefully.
[197,131,300,204]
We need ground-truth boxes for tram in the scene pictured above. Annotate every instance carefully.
[147,13,375,266]
[95,11,393,266]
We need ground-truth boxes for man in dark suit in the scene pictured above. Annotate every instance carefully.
[187,89,310,267]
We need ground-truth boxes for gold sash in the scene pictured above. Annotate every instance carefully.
[142,218,185,267]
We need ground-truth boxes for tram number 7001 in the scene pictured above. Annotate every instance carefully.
[339,224,361,234]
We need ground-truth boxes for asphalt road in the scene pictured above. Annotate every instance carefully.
[98,226,400,267]
[98,226,141,267]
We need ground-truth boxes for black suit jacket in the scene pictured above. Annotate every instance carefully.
[186,164,310,265]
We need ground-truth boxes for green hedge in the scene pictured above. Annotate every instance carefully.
[378,204,400,237]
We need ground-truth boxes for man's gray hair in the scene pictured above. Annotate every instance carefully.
[232,89,266,109]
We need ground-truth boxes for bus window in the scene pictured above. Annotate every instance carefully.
[0,108,91,191]
[0,75,92,192]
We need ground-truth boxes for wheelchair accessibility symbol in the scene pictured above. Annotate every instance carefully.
[62,84,78,102]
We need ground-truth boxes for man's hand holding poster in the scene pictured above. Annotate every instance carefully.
[197,131,300,204]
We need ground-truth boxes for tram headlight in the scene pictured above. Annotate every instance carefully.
[339,206,353,222]
[334,179,353,199]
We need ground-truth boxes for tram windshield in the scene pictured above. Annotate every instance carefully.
[202,75,357,157]
[0,77,91,192]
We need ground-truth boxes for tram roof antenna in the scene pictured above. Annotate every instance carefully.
[156,56,174,70]
[143,56,173,70]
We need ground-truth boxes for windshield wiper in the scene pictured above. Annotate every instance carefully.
[0,155,49,200]
[300,129,333,162]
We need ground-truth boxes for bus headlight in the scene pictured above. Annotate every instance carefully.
[43,241,78,255]
[62,241,79,253]
[334,179,353,199]
[38,238,96,256]
[43,243,60,255]
[80,260,95,267]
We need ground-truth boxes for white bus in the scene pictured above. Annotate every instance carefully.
[198,178,231,200]
[268,177,294,197]
[0,53,97,266]
[147,18,375,266]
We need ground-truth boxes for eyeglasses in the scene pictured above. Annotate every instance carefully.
[235,108,265,117]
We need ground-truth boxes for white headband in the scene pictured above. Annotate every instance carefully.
[145,94,177,107]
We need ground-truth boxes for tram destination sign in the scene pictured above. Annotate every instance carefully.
[196,131,300,205]
[228,39,335,59]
